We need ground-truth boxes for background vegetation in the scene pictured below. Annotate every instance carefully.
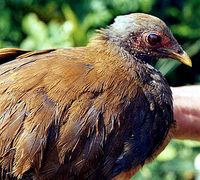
[0,0,200,179]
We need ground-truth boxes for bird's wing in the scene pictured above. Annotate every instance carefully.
[0,48,99,178]
[0,48,57,63]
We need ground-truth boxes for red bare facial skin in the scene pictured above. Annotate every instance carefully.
[143,31,172,49]
[129,30,174,56]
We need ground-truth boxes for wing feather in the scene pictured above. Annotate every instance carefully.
[0,48,98,178]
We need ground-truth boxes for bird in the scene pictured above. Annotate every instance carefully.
[0,13,192,180]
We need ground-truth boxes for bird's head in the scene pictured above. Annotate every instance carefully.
[103,13,192,67]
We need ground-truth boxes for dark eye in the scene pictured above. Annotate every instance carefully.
[147,33,161,46]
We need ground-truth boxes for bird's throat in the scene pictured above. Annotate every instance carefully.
[134,52,158,65]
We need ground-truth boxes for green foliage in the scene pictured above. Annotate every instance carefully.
[0,0,200,179]
[133,140,200,180]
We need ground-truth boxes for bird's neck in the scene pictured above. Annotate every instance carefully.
[89,33,156,67]
[88,34,169,99]
[88,37,134,68]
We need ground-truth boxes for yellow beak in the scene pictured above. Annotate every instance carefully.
[170,50,192,67]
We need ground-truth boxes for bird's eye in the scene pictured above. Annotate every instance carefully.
[147,33,161,46]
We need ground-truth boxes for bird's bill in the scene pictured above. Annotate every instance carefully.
[159,48,192,67]
[168,50,192,67]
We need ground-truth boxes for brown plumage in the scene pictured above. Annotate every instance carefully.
[0,13,191,179]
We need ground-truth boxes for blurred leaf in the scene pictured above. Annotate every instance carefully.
[157,144,177,161]
[156,59,180,76]
[23,13,47,38]
[62,5,87,46]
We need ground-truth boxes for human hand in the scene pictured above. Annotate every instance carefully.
[172,86,200,141]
